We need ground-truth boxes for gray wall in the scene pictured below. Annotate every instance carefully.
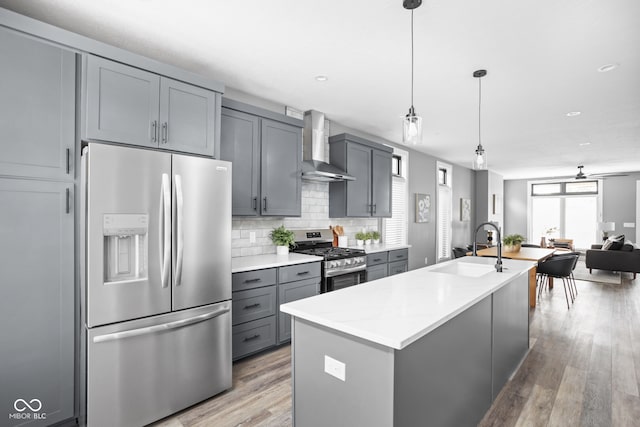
[504,173,640,244]
[503,180,528,238]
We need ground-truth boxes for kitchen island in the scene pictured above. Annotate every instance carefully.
[280,256,534,427]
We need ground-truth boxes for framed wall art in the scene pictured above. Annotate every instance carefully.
[415,193,430,223]
[460,198,471,221]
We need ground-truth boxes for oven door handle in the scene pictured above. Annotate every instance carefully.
[325,264,367,277]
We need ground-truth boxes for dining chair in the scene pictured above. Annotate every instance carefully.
[536,253,579,309]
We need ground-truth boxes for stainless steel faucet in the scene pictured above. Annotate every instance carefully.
[472,222,503,272]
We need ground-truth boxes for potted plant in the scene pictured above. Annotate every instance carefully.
[364,231,373,245]
[355,231,367,247]
[270,225,295,255]
[371,231,380,244]
[503,234,525,253]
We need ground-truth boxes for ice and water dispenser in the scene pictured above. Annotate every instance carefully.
[103,214,149,284]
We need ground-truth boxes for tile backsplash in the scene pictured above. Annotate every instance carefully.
[232,181,379,257]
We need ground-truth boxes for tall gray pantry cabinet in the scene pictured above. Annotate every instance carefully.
[0,26,75,426]
[220,98,302,217]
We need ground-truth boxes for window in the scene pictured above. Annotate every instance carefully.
[529,179,602,250]
[384,148,408,246]
[437,162,452,262]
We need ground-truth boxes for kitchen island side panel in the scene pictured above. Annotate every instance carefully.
[292,318,395,427]
[393,295,493,427]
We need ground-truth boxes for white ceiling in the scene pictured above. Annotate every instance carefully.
[2,0,639,179]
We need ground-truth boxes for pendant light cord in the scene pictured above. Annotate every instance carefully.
[478,75,482,147]
[411,10,414,109]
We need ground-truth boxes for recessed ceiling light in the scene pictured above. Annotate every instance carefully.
[566,111,581,117]
[579,142,591,146]
[597,63,618,73]
[315,75,328,82]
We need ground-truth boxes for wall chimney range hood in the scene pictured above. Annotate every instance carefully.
[302,110,355,182]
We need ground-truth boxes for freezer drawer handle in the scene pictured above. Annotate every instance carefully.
[159,174,171,288]
[174,174,184,286]
[92,305,230,343]
[243,303,261,310]
[243,334,261,342]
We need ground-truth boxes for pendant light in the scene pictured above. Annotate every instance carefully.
[472,69,487,169]
[402,0,423,145]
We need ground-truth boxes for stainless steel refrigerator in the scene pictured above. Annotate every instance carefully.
[80,143,232,427]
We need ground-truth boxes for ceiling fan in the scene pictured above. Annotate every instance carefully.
[575,165,628,180]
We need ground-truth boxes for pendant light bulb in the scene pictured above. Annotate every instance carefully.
[472,69,488,170]
[401,5,423,145]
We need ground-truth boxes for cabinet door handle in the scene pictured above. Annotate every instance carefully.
[396,254,404,258]
[151,121,157,142]
[263,197,267,212]
[243,303,261,310]
[243,334,261,342]
[65,188,70,214]
[66,148,70,174]
[244,278,261,283]
[373,258,381,262]
[162,122,168,144]
[297,271,309,276]
[252,197,258,211]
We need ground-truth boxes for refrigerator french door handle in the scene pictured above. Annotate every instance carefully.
[174,174,184,286]
[92,304,231,343]
[159,173,171,288]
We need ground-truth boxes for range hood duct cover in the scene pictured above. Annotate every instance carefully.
[302,110,355,182]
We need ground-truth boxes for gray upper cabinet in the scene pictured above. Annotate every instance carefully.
[220,99,302,217]
[159,77,218,156]
[260,119,302,216]
[85,55,220,157]
[0,179,75,426]
[0,27,75,180]
[220,109,260,215]
[329,133,393,218]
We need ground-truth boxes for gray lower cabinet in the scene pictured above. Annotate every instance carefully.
[329,133,393,218]
[0,178,75,426]
[278,279,319,343]
[220,99,302,217]
[366,249,409,281]
[85,55,220,157]
[232,262,320,360]
[0,26,75,181]
[231,268,277,360]
[388,249,409,276]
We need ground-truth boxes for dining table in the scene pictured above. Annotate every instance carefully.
[469,246,557,308]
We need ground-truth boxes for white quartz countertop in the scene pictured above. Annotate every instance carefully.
[280,257,534,350]
[232,253,323,273]
[350,243,411,254]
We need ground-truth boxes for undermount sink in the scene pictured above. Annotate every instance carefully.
[431,261,497,278]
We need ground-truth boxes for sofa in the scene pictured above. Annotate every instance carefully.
[585,240,640,280]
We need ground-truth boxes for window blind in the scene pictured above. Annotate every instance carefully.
[436,162,452,261]
[384,148,408,246]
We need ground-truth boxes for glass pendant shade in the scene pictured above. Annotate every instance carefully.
[473,143,487,170]
[403,106,423,145]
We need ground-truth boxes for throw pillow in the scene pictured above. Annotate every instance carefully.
[604,234,625,250]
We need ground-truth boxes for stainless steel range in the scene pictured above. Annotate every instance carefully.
[292,229,366,292]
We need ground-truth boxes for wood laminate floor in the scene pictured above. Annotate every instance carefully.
[153,274,640,427]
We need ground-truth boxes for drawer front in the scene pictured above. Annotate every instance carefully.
[279,262,321,284]
[367,252,389,266]
[232,286,277,325]
[388,260,408,276]
[232,268,277,291]
[388,248,408,262]
[232,316,276,360]
[366,264,388,282]
[278,278,320,343]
